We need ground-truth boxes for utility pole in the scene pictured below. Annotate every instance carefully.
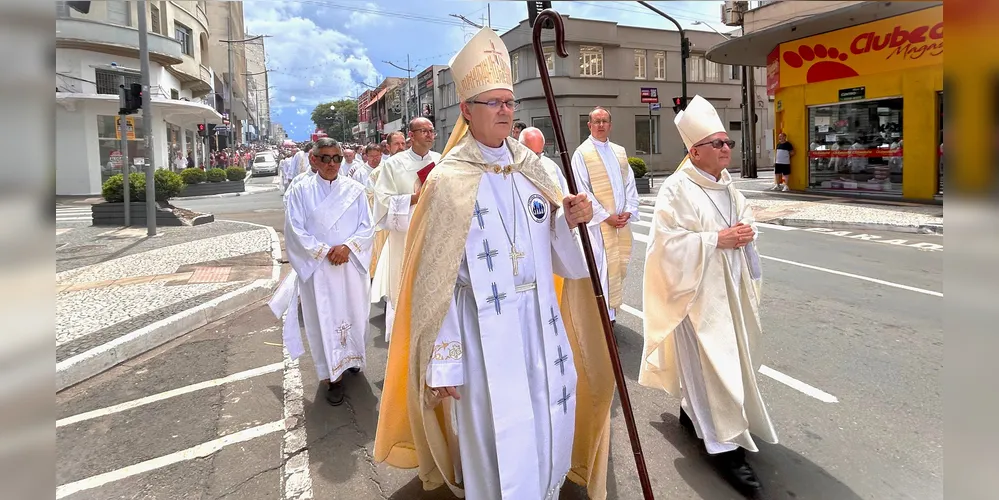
[137,1,156,236]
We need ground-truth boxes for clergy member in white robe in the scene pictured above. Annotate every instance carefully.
[347,147,373,188]
[569,108,639,323]
[639,95,777,496]
[370,118,441,342]
[374,27,595,500]
[269,137,374,406]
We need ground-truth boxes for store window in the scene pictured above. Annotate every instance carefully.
[635,115,660,154]
[97,115,145,184]
[806,98,903,194]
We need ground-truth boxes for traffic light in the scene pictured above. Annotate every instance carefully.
[671,96,686,114]
[119,83,143,115]
[197,123,208,138]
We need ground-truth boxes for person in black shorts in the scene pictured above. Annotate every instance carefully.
[773,132,794,191]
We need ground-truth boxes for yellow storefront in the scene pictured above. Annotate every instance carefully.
[768,5,943,200]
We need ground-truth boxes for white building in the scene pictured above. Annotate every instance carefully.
[55,1,226,196]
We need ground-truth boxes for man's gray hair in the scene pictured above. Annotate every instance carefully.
[312,137,340,151]
[588,106,612,122]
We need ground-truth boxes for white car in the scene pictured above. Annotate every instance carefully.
[251,152,278,176]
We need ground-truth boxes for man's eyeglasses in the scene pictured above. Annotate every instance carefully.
[314,154,343,164]
[468,99,519,111]
[693,138,736,150]
[411,128,436,135]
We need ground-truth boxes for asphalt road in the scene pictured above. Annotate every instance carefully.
[57,186,942,500]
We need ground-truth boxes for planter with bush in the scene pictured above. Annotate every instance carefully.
[93,170,212,226]
[629,157,653,194]
[176,166,246,197]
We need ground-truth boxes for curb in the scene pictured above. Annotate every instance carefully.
[764,218,944,235]
[178,186,280,201]
[56,224,281,392]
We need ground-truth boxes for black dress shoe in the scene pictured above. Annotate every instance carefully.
[326,381,345,406]
[678,408,696,436]
[711,449,762,496]
[347,367,361,374]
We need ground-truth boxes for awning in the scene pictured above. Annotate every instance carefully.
[55,93,224,127]
[705,1,941,67]
[362,87,389,110]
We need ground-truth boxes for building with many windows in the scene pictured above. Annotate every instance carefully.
[434,15,768,173]
[243,35,271,142]
[55,0,228,196]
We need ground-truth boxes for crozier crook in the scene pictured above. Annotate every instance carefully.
[532,9,655,500]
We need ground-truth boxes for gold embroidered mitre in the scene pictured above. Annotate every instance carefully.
[448,27,513,101]
[674,95,727,149]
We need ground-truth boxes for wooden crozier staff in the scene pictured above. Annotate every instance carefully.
[532,9,655,500]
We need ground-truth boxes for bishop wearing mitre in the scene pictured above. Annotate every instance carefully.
[640,95,777,496]
[371,121,441,342]
[374,27,596,499]
[269,138,374,406]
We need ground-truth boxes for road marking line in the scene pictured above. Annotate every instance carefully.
[618,304,838,403]
[759,365,839,403]
[281,349,314,499]
[631,219,652,228]
[757,222,797,231]
[56,362,283,428]
[55,420,284,499]
[761,255,942,297]
[619,303,644,320]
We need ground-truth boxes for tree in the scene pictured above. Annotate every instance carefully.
[310,99,359,142]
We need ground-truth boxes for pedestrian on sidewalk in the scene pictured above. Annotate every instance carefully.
[269,137,375,406]
[772,132,794,191]
[640,95,777,497]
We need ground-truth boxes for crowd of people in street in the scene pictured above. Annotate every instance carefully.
[269,27,774,500]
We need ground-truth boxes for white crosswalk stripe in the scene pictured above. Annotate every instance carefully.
[56,205,92,223]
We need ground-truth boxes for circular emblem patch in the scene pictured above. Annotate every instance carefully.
[528,194,548,223]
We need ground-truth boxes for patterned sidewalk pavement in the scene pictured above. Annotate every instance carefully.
[56,222,276,364]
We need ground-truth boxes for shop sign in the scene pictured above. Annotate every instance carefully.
[838,86,866,101]
[778,5,942,87]
[640,87,658,104]
[109,150,123,166]
[766,46,780,96]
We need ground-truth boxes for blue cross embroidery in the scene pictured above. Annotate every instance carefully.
[557,385,572,414]
[472,201,489,229]
[486,282,506,315]
[477,240,498,272]
[548,306,560,336]
[554,346,569,376]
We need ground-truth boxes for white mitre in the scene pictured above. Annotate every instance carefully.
[448,27,513,101]
[674,95,726,149]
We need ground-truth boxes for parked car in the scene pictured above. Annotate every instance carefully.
[251,152,278,176]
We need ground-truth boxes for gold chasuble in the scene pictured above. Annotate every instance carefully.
[576,140,632,308]
[373,132,566,492]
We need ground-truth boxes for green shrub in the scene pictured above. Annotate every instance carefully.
[151,169,184,201]
[225,166,246,181]
[628,156,648,178]
[101,173,144,202]
[206,168,227,183]
[180,167,206,185]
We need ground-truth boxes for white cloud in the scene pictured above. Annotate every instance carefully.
[344,2,382,30]
[296,108,308,116]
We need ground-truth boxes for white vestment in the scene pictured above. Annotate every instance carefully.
[640,159,777,455]
[371,147,441,341]
[427,141,590,500]
[348,160,373,187]
[570,136,639,320]
[269,173,375,382]
[294,150,309,175]
[539,153,570,194]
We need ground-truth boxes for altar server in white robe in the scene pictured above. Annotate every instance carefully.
[370,117,441,341]
[374,27,595,500]
[280,155,296,192]
[639,95,777,496]
[270,137,374,407]
[348,145,375,188]
[569,107,639,323]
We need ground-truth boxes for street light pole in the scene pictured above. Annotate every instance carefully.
[637,1,688,111]
[137,0,156,236]
[383,57,414,130]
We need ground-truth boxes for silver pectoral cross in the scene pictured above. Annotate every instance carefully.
[509,245,525,276]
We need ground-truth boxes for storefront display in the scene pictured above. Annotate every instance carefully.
[97,115,145,184]
[807,98,903,193]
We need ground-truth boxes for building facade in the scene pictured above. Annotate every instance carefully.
[243,35,271,143]
[204,0,249,148]
[434,15,768,173]
[55,0,226,196]
[709,1,943,200]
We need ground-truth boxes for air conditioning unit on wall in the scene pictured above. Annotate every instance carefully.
[721,1,747,26]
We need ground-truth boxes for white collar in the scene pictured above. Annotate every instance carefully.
[588,135,611,147]
[407,148,434,161]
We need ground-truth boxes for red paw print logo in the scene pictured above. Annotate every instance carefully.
[782,44,860,83]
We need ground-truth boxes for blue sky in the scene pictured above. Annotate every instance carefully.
[245,0,730,141]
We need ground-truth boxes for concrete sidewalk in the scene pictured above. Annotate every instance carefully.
[56,220,281,391]
[639,179,943,234]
